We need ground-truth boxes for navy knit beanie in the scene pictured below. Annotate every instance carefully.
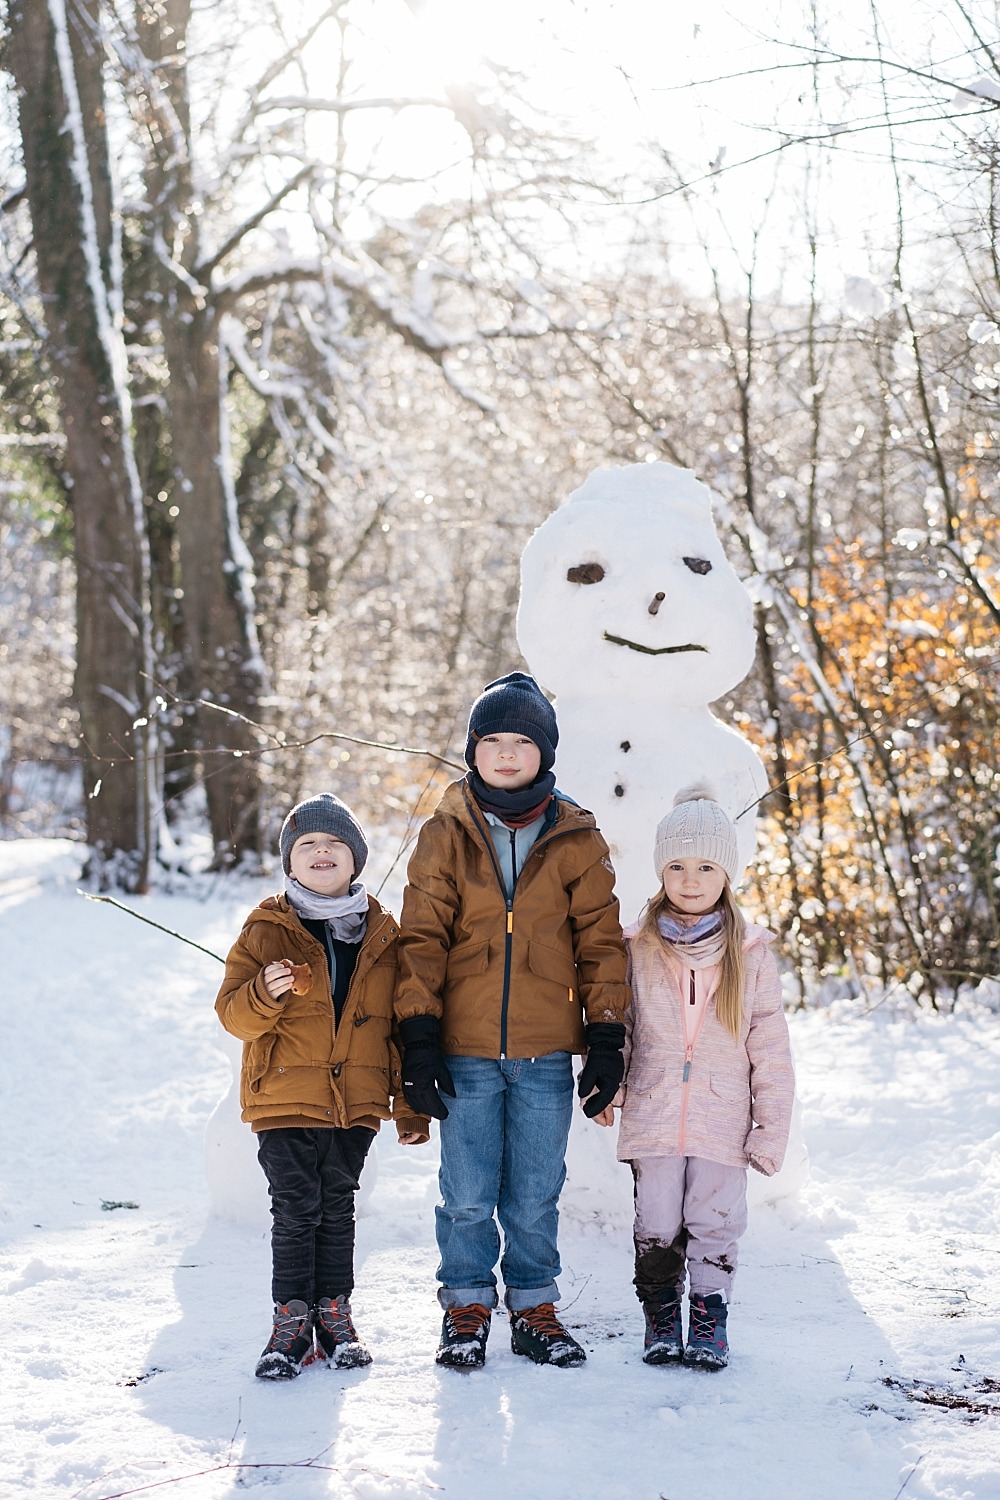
[279,793,368,877]
[465,672,558,773]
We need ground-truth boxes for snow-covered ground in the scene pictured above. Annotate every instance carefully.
[2,837,999,1500]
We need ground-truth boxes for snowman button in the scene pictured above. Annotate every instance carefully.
[566,562,604,584]
[614,784,625,797]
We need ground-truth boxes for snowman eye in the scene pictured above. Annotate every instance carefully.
[683,557,712,575]
[567,563,605,584]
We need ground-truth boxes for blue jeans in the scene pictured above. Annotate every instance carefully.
[435,1052,574,1312]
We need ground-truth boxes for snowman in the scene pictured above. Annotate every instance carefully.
[517,461,807,1209]
[517,460,769,924]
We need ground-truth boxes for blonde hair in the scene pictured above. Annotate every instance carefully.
[638,881,747,1041]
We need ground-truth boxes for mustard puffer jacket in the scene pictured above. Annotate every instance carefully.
[395,780,630,1059]
[216,893,428,1138]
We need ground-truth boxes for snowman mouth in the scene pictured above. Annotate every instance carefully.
[603,631,708,656]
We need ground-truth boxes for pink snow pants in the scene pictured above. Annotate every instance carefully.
[631,1155,748,1301]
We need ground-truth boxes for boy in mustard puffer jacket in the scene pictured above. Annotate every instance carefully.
[217,793,428,1381]
[395,673,630,1370]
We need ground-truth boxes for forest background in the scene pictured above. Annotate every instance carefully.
[0,0,997,1004]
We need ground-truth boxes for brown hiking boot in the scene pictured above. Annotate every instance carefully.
[436,1302,492,1369]
[509,1303,586,1367]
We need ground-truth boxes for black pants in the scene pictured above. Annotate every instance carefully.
[256,1125,375,1305]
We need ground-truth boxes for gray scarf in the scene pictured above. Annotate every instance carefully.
[284,876,369,944]
[657,911,727,970]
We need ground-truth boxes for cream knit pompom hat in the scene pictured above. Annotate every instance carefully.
[653,783,740,886]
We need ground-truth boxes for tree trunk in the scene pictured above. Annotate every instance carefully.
[8,0,155,886]
[137,0,264,867]
[163,303,265,865]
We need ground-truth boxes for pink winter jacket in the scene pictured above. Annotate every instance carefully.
[616,921,794,1176]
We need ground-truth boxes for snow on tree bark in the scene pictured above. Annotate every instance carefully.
[8,0,156,886]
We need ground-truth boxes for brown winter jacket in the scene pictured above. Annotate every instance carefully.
[216,893,428,1139]
[395,779,630,1059]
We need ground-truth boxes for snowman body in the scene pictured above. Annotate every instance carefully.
[517,461,768,926]
[552,708,764,927]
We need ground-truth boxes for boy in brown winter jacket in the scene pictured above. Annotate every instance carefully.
[395,672,630,1370]
[216,793,427,1380]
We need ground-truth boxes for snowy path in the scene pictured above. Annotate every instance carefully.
[1,840,998,1500]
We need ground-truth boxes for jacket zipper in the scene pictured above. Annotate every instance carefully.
[498,828,519,1059]
[463,791,580,1060]
[677,965,712,1156]
[272,904,388,1128]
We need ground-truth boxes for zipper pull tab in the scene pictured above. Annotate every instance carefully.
[682,1060,691,1082]
[507,908,513,934]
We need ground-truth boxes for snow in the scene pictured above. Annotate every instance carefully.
[954,76,1000,109]
[2,835,999,1499]
[967,316,1000,346]
[843,276,890,321]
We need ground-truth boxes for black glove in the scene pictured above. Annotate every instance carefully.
[576,1022,626,1118]
[398,1015,457,1121]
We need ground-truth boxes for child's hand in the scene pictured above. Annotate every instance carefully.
[397,1131,424,1145]
[590,1104,616,1128]
[262,962,294,1000]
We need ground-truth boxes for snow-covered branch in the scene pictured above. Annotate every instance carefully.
[253,94,451,115]
[196,165,316,279]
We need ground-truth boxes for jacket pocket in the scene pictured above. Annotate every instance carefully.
[708,1072,747,1104]
[445,939,490,981]
[246,1034,276,1094]
[341,1061,392,1118]
[624,1054,668,1095]
[527,938,577,990]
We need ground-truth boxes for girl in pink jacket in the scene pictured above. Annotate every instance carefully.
[607,787,794,1370]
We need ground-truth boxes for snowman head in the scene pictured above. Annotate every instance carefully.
[516,462,756,709]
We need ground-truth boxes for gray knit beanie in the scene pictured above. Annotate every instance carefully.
[465,671,558,773]
[279,793,368,877]
[653,783,740,886]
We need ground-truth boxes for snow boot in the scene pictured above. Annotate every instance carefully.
[435,1303,492,1369]
[642,1293,684,1365]
[509,1303,586,1368]
[255,1300,314,1380]
[314,1295,373,1369]
[684,1293,728,1370]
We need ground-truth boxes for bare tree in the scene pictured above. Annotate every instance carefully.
[7,0,155,887]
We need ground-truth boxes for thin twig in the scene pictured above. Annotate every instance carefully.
[73,1456,445,1499]
[891,1454,926,1500]
[76,892,225,963]
[226,1400,241,1465]
[375,764,450,900]
[140,677,466,772]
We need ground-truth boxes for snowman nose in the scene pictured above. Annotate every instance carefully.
[648,592,666,616]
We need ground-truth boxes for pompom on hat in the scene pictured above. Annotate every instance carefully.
[465,671,558,773]
[279,793,368,877]
[653,782,741,887]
